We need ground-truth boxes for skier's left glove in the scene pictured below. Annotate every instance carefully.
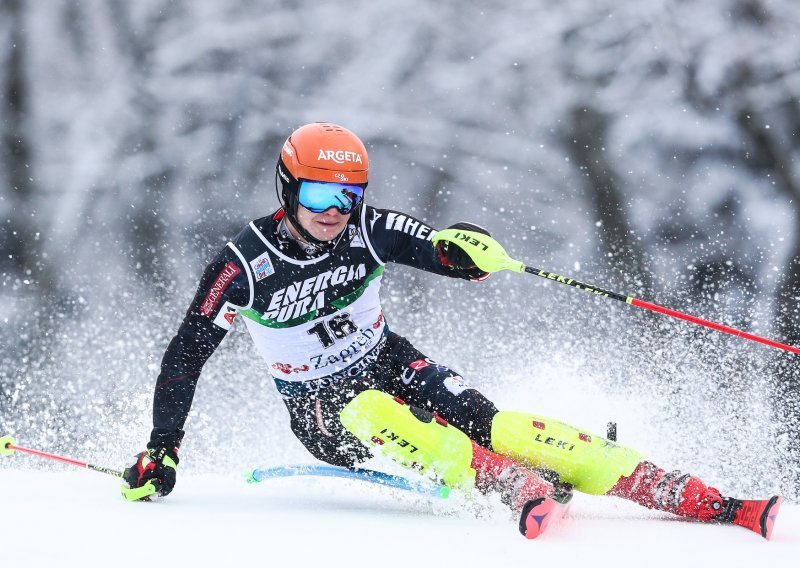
[122,446,178,500]
[436,222,491,281]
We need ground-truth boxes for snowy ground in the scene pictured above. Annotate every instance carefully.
[0,468,796,567]
[2,344,794,565]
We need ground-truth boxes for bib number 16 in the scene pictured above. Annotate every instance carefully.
[307,313,358,348]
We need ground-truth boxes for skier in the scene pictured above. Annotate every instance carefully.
[124,122,780,538]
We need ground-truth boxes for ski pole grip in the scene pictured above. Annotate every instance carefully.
[120,478,161,501]
[433,229,525,273]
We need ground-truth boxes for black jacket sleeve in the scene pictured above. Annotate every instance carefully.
[363,207,474,279]
[148,245,250,450]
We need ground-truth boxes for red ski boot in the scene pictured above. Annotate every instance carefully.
[470,441,553,511]
[608,461,782,539]
[470,442,573,538]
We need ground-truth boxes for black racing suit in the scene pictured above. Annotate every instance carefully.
[149,206,498,467]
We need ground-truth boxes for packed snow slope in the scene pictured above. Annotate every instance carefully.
[0,468,797,567]
[2,348,794,567]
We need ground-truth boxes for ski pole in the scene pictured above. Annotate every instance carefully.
[433,229,800,356]
[1,434,124,477]
[1,434,160,500]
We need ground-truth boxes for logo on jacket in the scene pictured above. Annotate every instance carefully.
[265,263,368,323]
[272,362,310,375]
[369,210,383,231]
[213,301,238,331]
[384,212,434,241]
[250,252,275,282]
[349,226,365,248]
[200,262,241,317]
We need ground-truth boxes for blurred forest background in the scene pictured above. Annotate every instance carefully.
[1,1,798,498]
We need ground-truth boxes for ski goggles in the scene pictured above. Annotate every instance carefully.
[297,180,365,214]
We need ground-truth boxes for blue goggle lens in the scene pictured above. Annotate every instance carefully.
[298,181,365,214]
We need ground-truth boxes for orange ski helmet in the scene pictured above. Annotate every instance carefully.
[275,122,369,250]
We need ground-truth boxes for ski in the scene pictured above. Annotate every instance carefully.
[519,492,573,539]
[731,495,782,540]
[246,464,450,499]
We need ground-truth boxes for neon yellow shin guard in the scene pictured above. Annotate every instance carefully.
[340,390,476,491]
[490,411,645,495]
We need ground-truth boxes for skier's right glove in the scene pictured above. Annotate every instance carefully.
[436,222,491,281]
[122,446,178,500]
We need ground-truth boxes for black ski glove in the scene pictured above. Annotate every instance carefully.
[436,222,491,281]
[123,441,180,499]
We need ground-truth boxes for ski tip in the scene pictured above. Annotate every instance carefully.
[0,435,15,457]
[760,496,782,541]
[519,497,556,539]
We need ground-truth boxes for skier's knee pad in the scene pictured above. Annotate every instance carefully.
[340,389,476,490]
[490,411,645,495]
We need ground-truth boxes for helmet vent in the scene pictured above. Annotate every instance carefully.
[320,123,344,132]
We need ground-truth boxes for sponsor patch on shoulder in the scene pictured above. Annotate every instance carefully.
[200,262,241,316]
[213,301,238,330]
[250,252,275,281]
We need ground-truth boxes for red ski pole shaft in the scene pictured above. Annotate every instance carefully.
[2,437,124,478]
[629,298,800,354]
[524,266,800,355]
[432,229,800,355]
